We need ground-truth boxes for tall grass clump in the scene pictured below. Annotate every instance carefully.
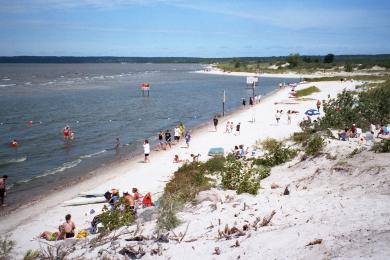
[295,86,321,97]
[253,138,298,167]
[157,162,212,231]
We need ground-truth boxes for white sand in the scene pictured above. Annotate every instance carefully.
[0,79,362,258]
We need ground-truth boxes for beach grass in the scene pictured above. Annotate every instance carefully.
[295,86,321,97]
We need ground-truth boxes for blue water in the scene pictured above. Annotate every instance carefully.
[0,63,298,208]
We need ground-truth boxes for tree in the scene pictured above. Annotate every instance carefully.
[287,53,301,68]
[323,53,335,63]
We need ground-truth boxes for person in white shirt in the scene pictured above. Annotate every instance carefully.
[143,139,150,163]
[174,126,180,144]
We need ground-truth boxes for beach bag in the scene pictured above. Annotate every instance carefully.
[76,229,88,239]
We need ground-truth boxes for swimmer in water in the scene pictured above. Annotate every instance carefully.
[63,126,70,139]
[10,139,18,148]
[115,138,120,150]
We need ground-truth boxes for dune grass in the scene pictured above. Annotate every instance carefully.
[295,86,321,97]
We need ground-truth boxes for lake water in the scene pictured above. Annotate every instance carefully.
[0,63,298,209]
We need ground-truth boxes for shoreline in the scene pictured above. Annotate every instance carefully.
[1,77,361,256]
[0,80,286,228]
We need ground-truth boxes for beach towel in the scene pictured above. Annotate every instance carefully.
[208,147,224,156]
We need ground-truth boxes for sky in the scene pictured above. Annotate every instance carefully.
[0,0,389,57]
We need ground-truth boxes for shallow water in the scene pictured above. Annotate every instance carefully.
[0,63,298,207]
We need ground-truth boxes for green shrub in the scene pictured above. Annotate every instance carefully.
[23,250,40,260]
[292,131,312,146]
[221,159,260,195]
[203,156,226,173]
[371,140,390,153]
[0,237,15,260]
[260,138,280,152]
[305,135,325,156]
[157,162,212,230]
[98,199,135,231]
[295,86,321,97]
[253,140,297,167]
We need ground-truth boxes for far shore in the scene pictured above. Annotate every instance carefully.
[194,65,388,79]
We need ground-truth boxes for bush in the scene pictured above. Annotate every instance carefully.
[345,63,353,72]
[157,162,212,230]
[23,250,40,260]
[292,131,312,146]
[260,138,280,152]
[371,140,390,153]
[203,156,225,173]
[305,135,325,156]
[318,80,390,131]
[221,158,260,195]
[98,199,135,231]
[323,53,335,63]
[253,139,297,167]
[0,237,15,260]
[295,86,321,97]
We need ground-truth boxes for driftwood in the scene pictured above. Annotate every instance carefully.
[283,186,290,195]
[125,235,146,242]
[119,245,145,259]
[306,239,322,246]
[155,233,170,243]
[179,223,190,243]
[260,210,276,227]
[230,240,240,248]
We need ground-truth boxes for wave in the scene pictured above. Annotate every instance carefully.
[0,156,27,167]
[24,82,32,85]
[2,78,11,81]
[0,84,16,87]
[33,159,82,180]
[80,150,106,159]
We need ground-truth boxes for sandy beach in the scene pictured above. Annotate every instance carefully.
[0,75,364,257]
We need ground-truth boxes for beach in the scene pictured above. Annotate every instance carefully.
[0,76,362,257]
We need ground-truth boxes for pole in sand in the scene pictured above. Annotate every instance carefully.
[222,90,226,117]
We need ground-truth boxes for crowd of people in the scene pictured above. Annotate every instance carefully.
[40,186,155,241]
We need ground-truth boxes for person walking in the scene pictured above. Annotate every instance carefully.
[230,121,234,133]
[235,122,241,135]
[0,175,8,207]
[143,139,150,163]
[213,116,219,131]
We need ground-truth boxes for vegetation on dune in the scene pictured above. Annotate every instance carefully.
[317,79,390,130]
[214,54,390,74]
[98,200,136,232]
[0,236,15,260]
[295,86,321,97]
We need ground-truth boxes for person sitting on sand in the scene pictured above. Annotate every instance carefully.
[190,153,200,162]
[350,124,357,138]
[62,214,76,239]
[173,154,183,163]
[109,189,120,209]
[142,192,154,207]
[338,128,349,141]
[40,226,64,241]
[132,188,142,201]
[123,192,135,209]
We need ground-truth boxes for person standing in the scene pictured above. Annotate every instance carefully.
[235,122,241,135]
[0,175,8,207]
[143,139,150,163]
[316,99,321,112]
[179,122,185,138]
[185,130,191,148]
[242,98,246,108]
[287,110,292,125]
[225,121,230,133]
[275,110,281,125]
[158,130,164,150]
[174,126,180,144]
[213,116,219,131]
[115,138,120,150]
[230,121,234,133]
[165,129,172,149]
[249,97,254,106]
